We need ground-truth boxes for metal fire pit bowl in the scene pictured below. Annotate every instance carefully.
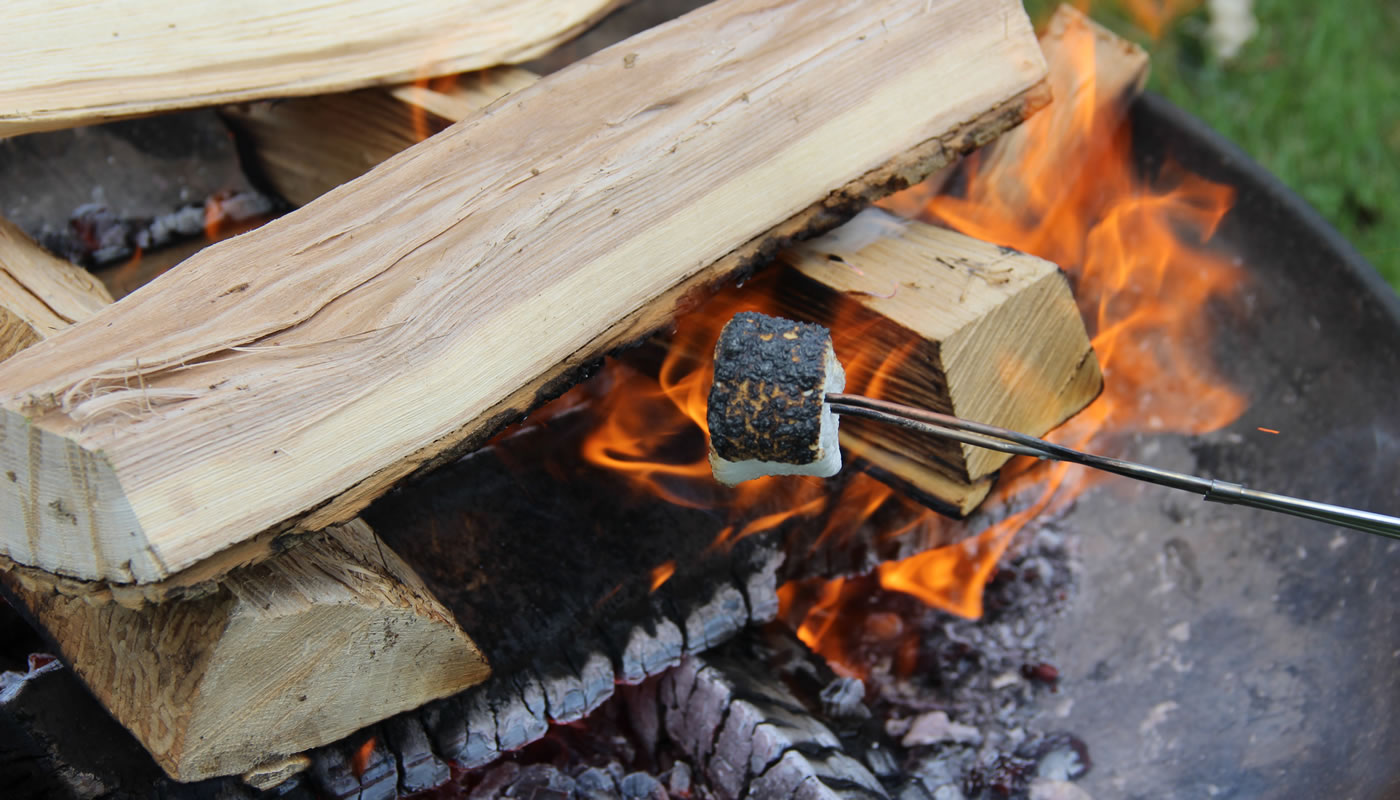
[1042,93,1400,799]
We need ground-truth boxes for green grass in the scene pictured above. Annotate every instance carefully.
[1025,0,1400,290]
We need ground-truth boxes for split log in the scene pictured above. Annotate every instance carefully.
[0,230,488,782]
[224,68,537,207]
[0,0,1050,591]
[222,7,1116,519]
[773,213,1102,512]
[0,218,111,359]
[2,520,488,782]
[0,0,624,138]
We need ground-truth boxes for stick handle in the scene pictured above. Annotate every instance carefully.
[1204,481,1400,541]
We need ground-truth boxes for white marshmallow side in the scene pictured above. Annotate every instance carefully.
[710,345,847,486]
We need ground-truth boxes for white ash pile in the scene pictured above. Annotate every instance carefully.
[883,526,1088,799]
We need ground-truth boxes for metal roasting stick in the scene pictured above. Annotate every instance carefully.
[826,393,1400,541]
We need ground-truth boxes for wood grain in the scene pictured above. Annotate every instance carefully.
[0,0,1049,586]
[0,229,487,781]
[4,521,487,781]
[0,217,112,360]
[0,0,622,137]
[777,215,1102,490]
[223,67,537,207]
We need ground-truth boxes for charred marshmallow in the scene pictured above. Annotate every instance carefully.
[707,312,846,485]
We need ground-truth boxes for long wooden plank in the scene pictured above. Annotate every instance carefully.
[0,0,1049,587]
[0,0,622,138]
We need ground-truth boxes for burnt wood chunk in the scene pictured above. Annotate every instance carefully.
[622,631,895,800]
[307,732,398,800]
[708,312,845,484]
[383,716,449,795]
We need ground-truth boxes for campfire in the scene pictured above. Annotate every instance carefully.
[3,2,1398,799]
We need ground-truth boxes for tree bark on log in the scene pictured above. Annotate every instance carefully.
[0,0,1050,590]
[0,0,623,137]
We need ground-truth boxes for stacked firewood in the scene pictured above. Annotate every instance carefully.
[0,1,1139,793]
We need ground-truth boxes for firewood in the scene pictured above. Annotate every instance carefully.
[224,8,1129,518]
[0,0,1050,591]
[0,218,112,359]
[224,67,537,208]
[0,228,488,782]
[772,214,1103,510]
[2,520,488,781]
[0,0,623,138]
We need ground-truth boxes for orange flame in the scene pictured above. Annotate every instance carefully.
[650,560,676,592]
[351,736,376,779]
[202,192,269,242]
[571,267,959,562]
[782,7,1248,667]
[576,275,831,547]
[203,194,227,241]
[1119,0,1200,40]
[409,73,461,143]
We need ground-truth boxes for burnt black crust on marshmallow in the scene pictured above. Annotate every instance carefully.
[707,311,831,465]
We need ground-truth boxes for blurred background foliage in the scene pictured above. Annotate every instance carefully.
[1023,0,1400,289]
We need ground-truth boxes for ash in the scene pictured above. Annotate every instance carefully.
[417,700,708,800]
[870,526,1091,800]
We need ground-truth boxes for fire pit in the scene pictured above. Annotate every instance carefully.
[2,3,1398,799]
[1040,93,1400,798]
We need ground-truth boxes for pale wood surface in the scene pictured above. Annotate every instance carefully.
[4,520,488,781]
[0,0,1048,586]
[0,0,622,138]
[0,240,487,780]
[0,217,112,359]
[778,217,1102,487]
[224,67,536,207]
